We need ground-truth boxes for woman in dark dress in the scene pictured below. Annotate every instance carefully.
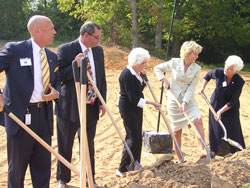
[116,47,161,177]
[199,55,246,156]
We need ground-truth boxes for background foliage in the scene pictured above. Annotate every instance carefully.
[1,0,250,67]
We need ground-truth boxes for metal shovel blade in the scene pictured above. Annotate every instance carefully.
[126,160,142,171]
[228,139,244,151]
[200,93,244,151]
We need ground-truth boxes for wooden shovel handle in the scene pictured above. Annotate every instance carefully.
[3,106,80,176]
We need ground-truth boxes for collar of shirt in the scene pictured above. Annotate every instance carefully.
[127,65,143,84]
[31,38,43,55]
[78,38,96,84]
[79,38,92,55]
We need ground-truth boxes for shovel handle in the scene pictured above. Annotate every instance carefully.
[200,93,228,139]
[142,75,184,162]
[86,71,137,164]
[3,106,80,176]
[168,90,211,159]
[72,60,80,83]
[200,93,243,151]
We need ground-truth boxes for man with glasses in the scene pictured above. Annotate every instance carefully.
[55,21,106,188]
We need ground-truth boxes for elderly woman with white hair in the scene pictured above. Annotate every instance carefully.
[116,47,161,177]
[154,41,207,162]
[199,55,246,156]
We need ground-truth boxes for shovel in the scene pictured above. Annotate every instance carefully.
[142,74,184,162]
[85,71,141,171]
[72,58,94,188]
[3,106,80,176]
[200,93,243,150]
[168,89,212,159]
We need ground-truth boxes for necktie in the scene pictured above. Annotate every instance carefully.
[84,49,96,105]
[40,49,50,94]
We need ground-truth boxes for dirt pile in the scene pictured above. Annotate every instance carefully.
[107,147,250,188]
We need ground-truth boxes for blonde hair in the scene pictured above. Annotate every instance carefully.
[180,41,202,59]
[225,55,244,73]
[128,47,150,67]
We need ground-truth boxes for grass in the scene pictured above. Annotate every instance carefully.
[242,183,250,188]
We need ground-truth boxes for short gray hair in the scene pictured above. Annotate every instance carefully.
[128,47,150,67]
[80,21,100,35]
[225,55,244,72]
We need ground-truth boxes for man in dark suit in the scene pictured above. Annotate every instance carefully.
[55,21,106,188]
[0,15,60,188]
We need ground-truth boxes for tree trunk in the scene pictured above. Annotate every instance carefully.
[171,36,181,57]
[131,0,138,48]
[155,1,163,49]
[44,0,47,8]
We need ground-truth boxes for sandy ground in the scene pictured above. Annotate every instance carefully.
[0,42,249,187]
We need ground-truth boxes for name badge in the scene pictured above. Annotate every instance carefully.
[20,58,32,66]
[222,81,227,87]
[25,114,31,125]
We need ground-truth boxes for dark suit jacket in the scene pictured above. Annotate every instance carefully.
[0,39,60,135]
[118,67,146,113]
[55,39,107,123]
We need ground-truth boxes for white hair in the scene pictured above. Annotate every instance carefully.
[128,47,150,67]
[225,55,244,72]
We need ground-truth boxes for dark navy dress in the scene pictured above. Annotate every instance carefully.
[204,68,246,154]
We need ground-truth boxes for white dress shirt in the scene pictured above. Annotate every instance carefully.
[29,38,45,103]
[79,38,97,85]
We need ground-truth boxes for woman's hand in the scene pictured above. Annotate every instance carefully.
[215,109,223,121]
[147,101,161,110]
[198,88,204,95]
[162,78,170,90]
[180,101,186,113]
[152,102,161,110]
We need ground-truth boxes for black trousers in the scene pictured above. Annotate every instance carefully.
[118,109,143,172]
[7,105,51,188]
[56,103,99,183]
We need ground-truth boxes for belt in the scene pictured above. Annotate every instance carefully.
[28,102,47,108]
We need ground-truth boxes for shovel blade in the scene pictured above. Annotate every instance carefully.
[227,138,244,151]
[126,160,142,171]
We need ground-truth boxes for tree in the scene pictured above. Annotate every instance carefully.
[155,1,163,50]
[131,0,139,48]
[0,0,29,39]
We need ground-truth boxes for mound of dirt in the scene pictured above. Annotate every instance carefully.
[106,147,250,188]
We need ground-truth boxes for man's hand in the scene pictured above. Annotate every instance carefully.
[0,95,5,112]
[42,84,59,102]
[74,53,84,68]
[99,105,106,117]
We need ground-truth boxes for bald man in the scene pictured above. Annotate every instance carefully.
[0,15,60,188]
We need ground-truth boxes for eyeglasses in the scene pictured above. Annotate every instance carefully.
[88,33,100,40]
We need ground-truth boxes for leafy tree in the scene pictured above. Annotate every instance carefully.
[177,0,250,64]
[0,0,29,39]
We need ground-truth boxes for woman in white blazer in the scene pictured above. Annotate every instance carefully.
[154,41,206,162]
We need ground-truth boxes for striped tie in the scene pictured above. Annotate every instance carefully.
[40,49,50,93]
